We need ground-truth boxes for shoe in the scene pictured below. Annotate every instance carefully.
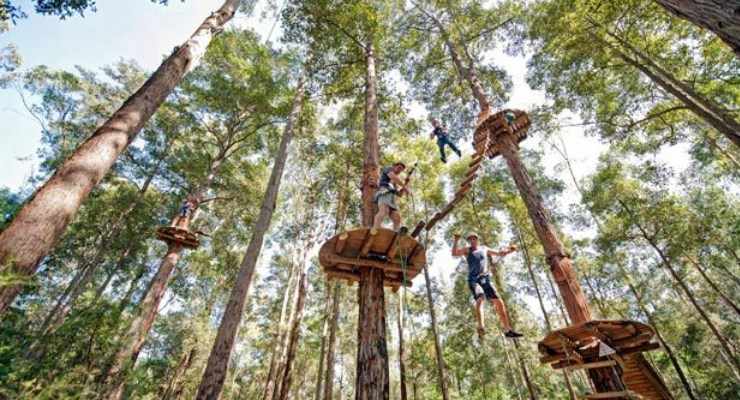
[504,330,523,338]
[367,251,388,261]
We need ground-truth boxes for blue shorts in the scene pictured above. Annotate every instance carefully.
[468,275,498,300]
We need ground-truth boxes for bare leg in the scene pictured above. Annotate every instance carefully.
[374,204,389,229]
[390,209,401,231]
[491,298,512,331]
[474,297,485,330]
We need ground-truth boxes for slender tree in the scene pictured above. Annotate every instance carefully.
[196,74,306,400]
[0,0,244,314]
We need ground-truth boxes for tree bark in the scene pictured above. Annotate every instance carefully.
[162,347,198,400]
[421,259,450,400]
[653,0,740,57]
[314,286,331,400]
[277,267,308,400]
[323,282,341,400]
[396,287,408,400]
[356,39,389,400]
[101,242,184,399]
[195,75,305,400]
[513,222,577,400]
[0,0,240,315]
[264,261,299,400]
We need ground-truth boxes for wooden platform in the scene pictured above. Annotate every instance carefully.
[318,228,426,289]
[155,226,200,249]
[539,320,673,400]
[473,109,531,159]
[422,109,532,233]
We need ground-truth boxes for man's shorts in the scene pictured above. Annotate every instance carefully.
[374,189,399,211]
[468,275,498,300]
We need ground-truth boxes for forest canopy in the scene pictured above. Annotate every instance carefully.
[0,0,737,399]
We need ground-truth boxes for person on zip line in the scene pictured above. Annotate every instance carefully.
[429,118,462,163]
[452,232,523,339]
[373,162,411,232]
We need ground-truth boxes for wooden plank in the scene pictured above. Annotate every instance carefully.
[410,221,425,238]
[562,360,617,371]
[335,232,349,254]
[322,253,419,275]
[460,174,477,188]
[325,267,411,288]
[585,391,641,399]
[360,228,378,257]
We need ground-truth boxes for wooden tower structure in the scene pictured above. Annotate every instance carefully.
[412,109,674,399]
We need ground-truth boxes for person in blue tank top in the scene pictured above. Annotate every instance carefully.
[452,232,523,339]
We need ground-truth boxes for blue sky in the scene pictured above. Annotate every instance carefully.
[0,0,261,189]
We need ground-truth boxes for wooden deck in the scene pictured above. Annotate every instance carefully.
[155,226,200,249]
[538,320,673,400]
[318,227,426,289]
[473,109,531,159]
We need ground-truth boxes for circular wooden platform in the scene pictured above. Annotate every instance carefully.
[155,226,200,249]
[318,227,426,289]
[473,109,531,159]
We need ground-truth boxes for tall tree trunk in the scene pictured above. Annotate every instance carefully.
[396,287,408,400]
[314,285,331,400]
[101,242,184,399]
[513,222,577,400]
[620,266,698,400]
[264,262,299,400]
[356,39,389,400]
[619,200,740,379]
[683,254,740,316]
[0,0,240,315]
[116,263,148,314]
[597,30,740,147]
[269,261,300,400]
[323,282,341,400]
[416,4,491,114]
[277,267,308,400]
[38,138,170,336]
[421,257,450,400]
[101,145,226,399]
[162,347,198,400]
[652,0,740,57]
[196,75,305,400]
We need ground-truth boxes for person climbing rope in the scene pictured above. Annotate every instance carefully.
[373,162,411,232]
[451,232,523,339]
[429,118,462,163]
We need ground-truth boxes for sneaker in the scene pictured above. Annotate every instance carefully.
[504,330,523,338]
